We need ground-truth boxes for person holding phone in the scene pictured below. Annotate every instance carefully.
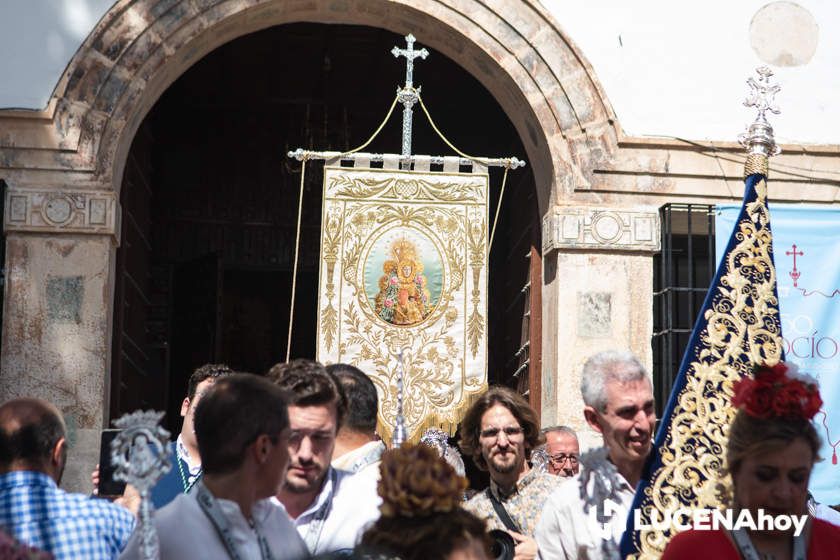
[96,363,234,510]
[0,398,135,559]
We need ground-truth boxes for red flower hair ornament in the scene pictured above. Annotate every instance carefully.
[732,362,823,420]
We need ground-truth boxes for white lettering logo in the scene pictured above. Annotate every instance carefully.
[586,498,624,540]
[631,508,808,537]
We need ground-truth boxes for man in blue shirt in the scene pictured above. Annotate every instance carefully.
[97,363,234,510]
[148,363,233,508]
[0,397,135,559]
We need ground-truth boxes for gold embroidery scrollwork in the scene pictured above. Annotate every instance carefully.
[467,211,486,358]
[318,167,488,442]
[320,209,342,351]
[329,174,485,203]
[633,178,782,559]
[342,301,461,442]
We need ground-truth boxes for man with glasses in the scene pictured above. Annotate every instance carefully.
[268,359,380,557]
[542,426,580,477]
[460,387,561,560]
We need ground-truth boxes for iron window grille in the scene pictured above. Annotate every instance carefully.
[652,204,716,417]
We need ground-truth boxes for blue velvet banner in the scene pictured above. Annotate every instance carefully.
[620,172,784,559]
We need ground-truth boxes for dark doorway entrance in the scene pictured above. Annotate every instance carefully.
[111,23,542,433]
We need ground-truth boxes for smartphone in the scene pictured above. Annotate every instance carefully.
[98,428,127,497]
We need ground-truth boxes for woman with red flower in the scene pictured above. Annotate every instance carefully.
[663,362,840,559]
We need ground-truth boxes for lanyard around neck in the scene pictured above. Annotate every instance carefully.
[301,468,338,553]
[177,454,202,494]
[348,443,384,473]
[731,527,807,560]
[195,481,274,560]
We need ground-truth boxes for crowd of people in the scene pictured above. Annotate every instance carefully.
[0,352,839,559]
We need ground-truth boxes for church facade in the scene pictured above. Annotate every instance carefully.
[0,0,837,491]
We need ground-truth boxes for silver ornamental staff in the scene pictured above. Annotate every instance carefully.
[288,34,524,171]
[392,350,408,448]
[111,410,172,560]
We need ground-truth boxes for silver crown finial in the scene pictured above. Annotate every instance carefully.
[738,66,781,157]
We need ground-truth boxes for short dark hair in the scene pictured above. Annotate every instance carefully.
[267,359,348,430]
[194,374,290,475]
[327,363,378,433]
[458,386,542,471]
[0,398,65,469]
[187,363,234,400]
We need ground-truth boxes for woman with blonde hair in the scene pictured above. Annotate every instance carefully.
[663,362,840,559]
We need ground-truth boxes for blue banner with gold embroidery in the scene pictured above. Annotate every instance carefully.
[620,169,784,559]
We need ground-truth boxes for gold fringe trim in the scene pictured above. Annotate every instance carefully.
[376,384,488,446]
[744,154,769,178]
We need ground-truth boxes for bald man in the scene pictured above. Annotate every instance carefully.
[0,398,135,560]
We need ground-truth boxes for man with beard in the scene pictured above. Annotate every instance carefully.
[535,351,655,559]
[460,387,561,560]
[0,398,135,559]
[268,359,380,556]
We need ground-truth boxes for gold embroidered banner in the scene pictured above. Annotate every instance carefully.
[316,166,488,442]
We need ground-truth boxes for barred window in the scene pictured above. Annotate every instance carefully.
[652,204,716,416]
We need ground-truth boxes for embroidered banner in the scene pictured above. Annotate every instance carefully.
[621,167,784,559]
[316,166,488,442]
[717,204,840,506]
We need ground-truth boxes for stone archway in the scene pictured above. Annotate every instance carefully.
[2,0,617,208]
[0,0,618,491]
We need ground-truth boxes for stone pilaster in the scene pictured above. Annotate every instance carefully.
[541,206,659,450]
[1,186,118,492]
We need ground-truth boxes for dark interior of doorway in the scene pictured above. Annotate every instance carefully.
[111,23,541,439]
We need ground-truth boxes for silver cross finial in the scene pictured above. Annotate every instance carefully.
[392,34,429,165]
[738,66,781,157]
[392,34,429,89]
[744,66,781,124]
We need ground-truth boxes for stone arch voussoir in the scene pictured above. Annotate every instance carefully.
[29,0,620,213]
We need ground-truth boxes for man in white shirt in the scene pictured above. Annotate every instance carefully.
[328,363,386,480]
[535,351,655,560]
[121,373,308,560]
[268,360,381,556]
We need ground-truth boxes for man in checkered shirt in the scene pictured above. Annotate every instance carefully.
[0,397,135,559]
